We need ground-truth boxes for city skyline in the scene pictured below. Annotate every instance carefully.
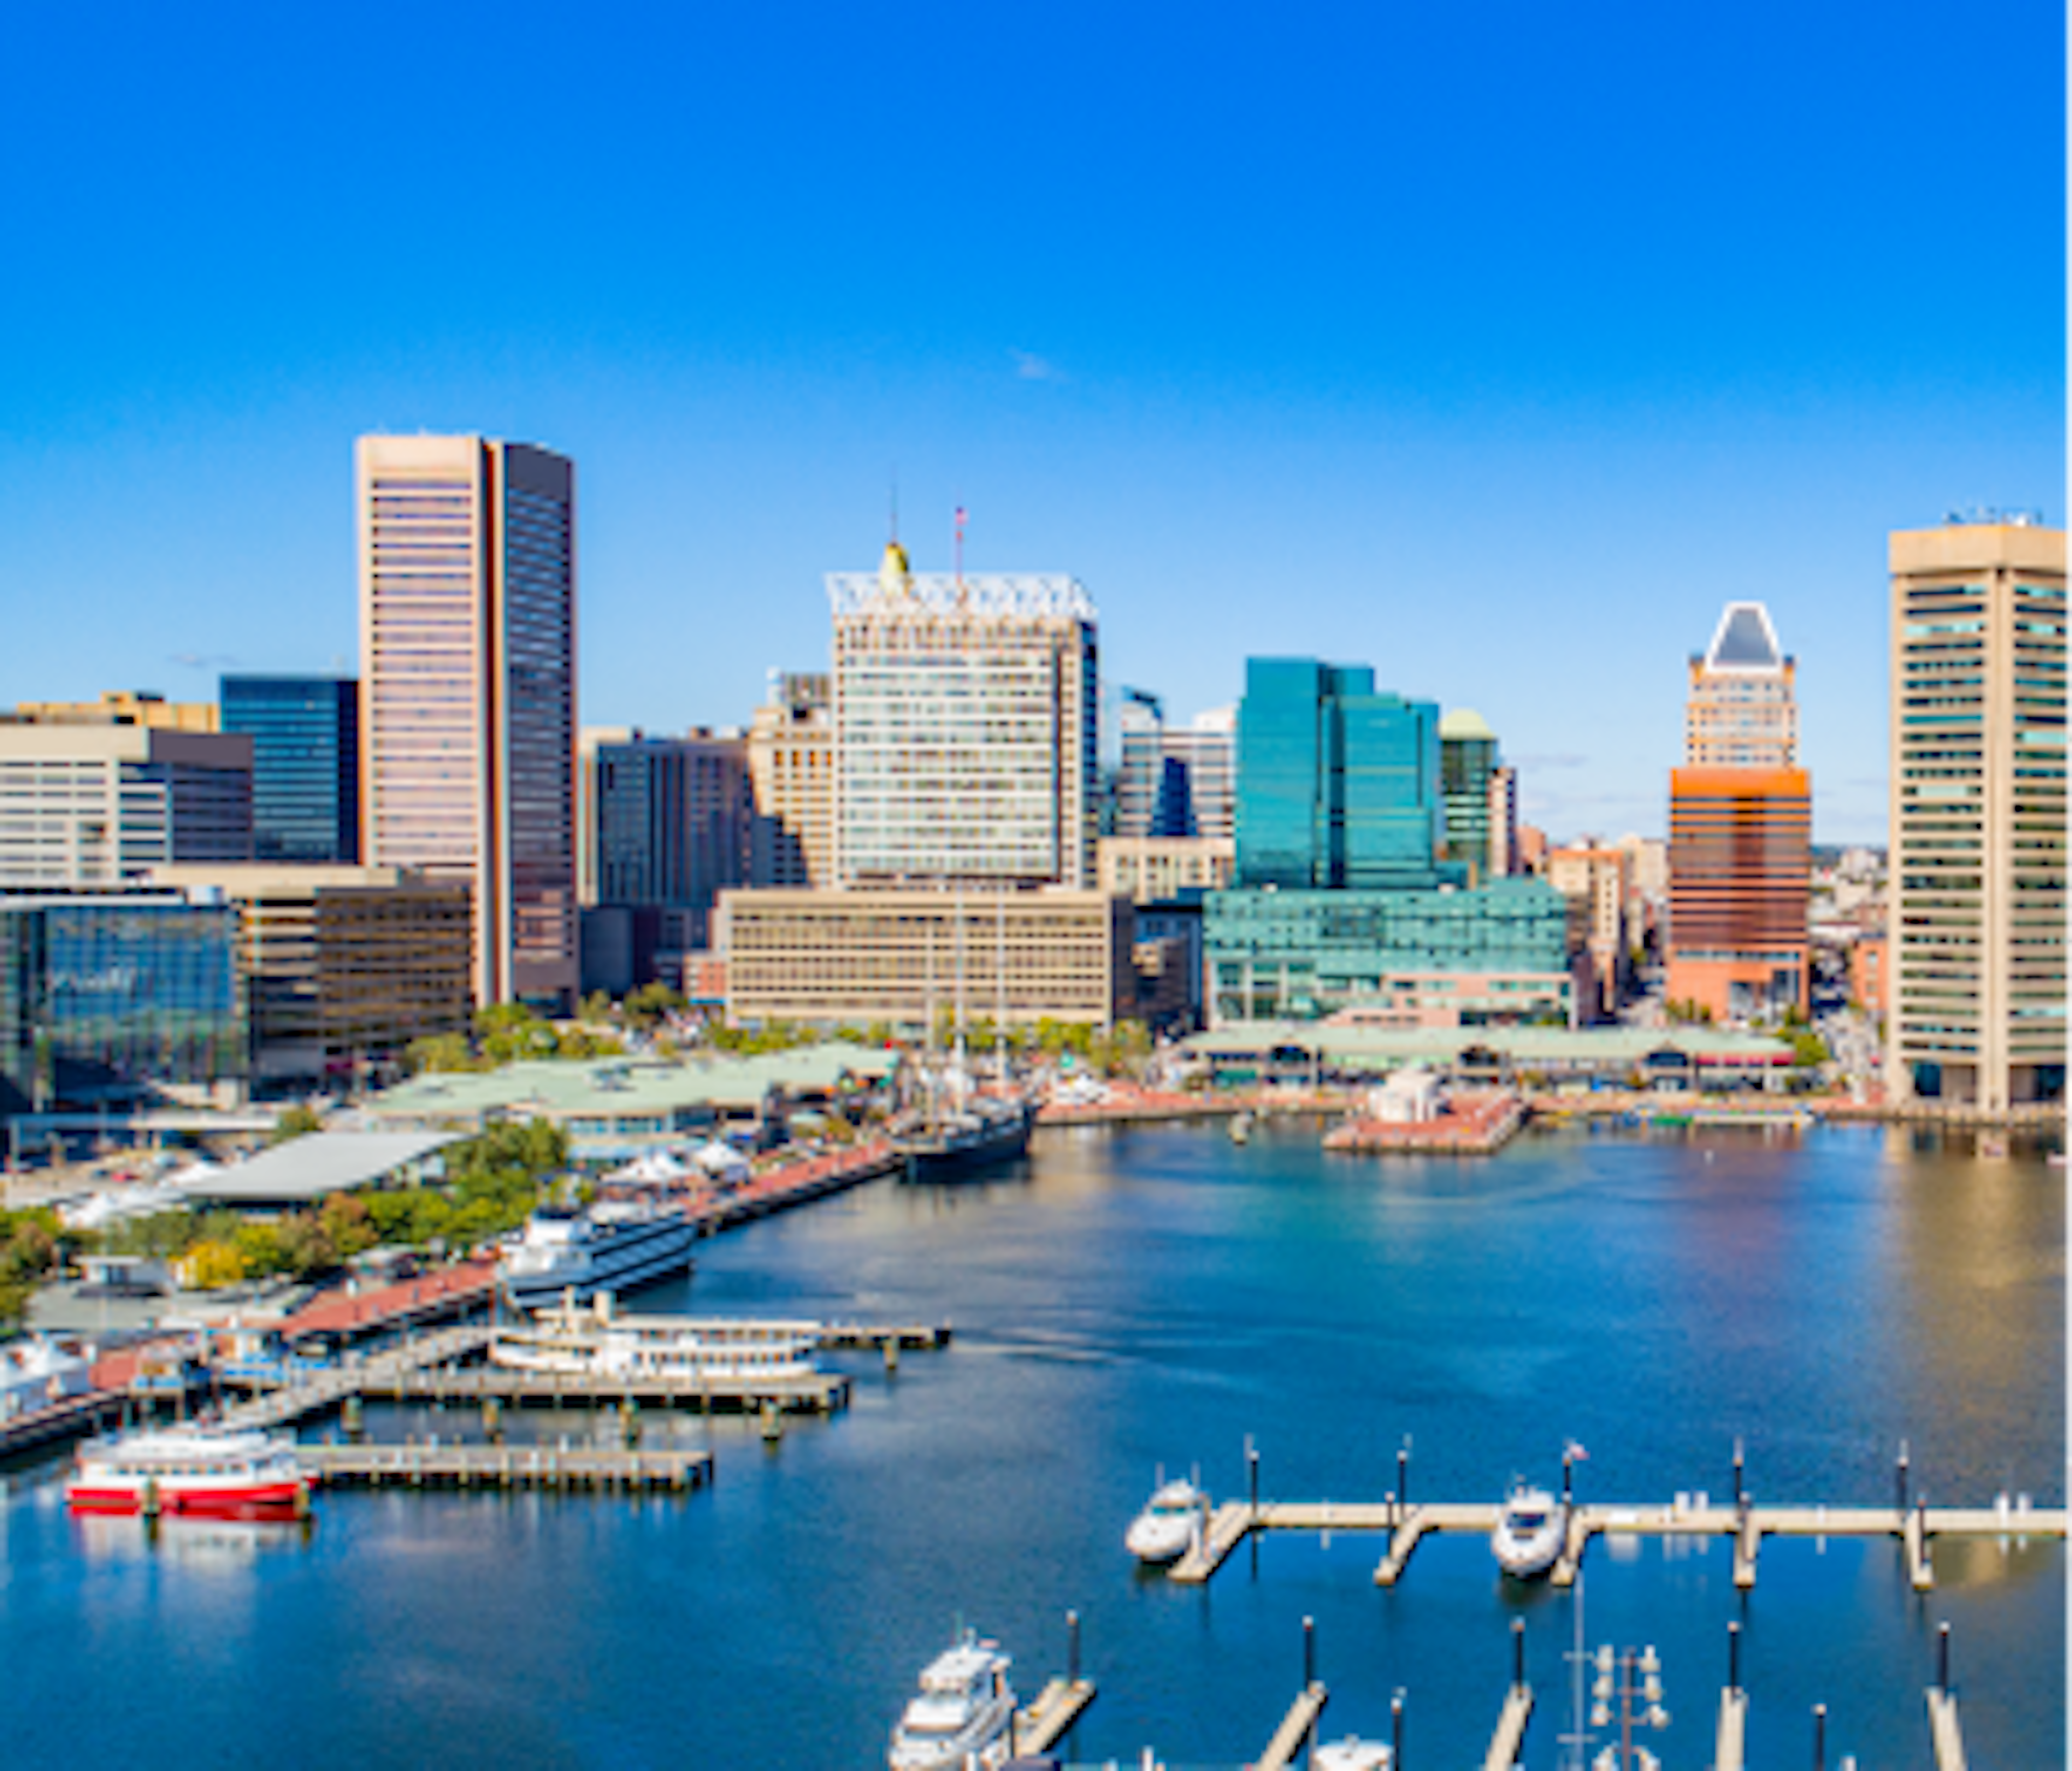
[1,4,2060,849]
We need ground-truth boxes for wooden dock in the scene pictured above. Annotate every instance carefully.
[383,1365,851,1415]
[1714,1688,1748,1770]
[219,1325,496,1431]
[0,1387,131,1460]
[1483,1683,1532,1770]
[1254,1682,1328,1771]
[1926,1687,1967,1770]
[1156,1495,2067,1590]
[1011,1677,1096,1755]
[301,1441,712,1493]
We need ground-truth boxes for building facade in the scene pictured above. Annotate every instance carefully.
[8,691,217,732]
[1685,603,1800,768]
[1667,601,1810,1021]
[746,673,834,887]
[220,674,361,865]
[1236,659,1454,891]
[1096,835,1236,904]
[1886,520,2066,1110]
[1115,702,1237,840]
[1439,708,1502,882]
[0,894,245,1118]
[357,434,578,1010]
[149,864,471,1087]
[829,544,1098,888]
[1204,879,1572,1025]
[587,729,751,961]
[720,887,1130,1029]
[1546,843,1634,1021]
[0,725,253,886]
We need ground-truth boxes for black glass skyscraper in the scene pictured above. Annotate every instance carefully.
[219,675,361,864]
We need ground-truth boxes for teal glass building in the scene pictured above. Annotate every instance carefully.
[0,898,244,1117]
[1204,877,1571,1023]
[1439,708,1500,880]
[1235,659,1456,890]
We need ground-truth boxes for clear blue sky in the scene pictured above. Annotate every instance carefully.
[2,2,2061,845]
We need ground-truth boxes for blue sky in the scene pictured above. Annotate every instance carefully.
[2,2,2061,844]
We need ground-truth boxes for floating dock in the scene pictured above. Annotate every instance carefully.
[1161,1495,2067,1590]
[1010,1677,1096,1755]
[301,1441,712,1493]
[1253,1682,1328,1771]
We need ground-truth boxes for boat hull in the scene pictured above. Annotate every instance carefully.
[899,1113,1033,1182]
[502,1221,698,1310]
[67,1480,311,1520]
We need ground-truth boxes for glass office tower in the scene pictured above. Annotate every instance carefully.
[1235,659,1451,890]
[220,675,360,864]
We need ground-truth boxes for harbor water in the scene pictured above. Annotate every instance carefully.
[2,1121,2063,1767]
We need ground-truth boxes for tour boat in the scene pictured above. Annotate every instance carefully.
[1125,1474,1210,1565]
[1314,1740,1394,1770]
[66,1426,313,1519]
[498,1198,697,1309]
[887,1631,1017,1770]
[492,1296,822,1382]
[1490,1480,1567,1579]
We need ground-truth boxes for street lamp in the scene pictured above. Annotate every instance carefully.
[1588,1643,1669,1770]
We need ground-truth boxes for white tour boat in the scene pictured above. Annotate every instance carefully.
[1491,1480,1568,1579]
[1125,1474,1210,1565]
[66,1425,313,1520]
[1314,1740,1394,1770]
[887,1631,1017,1770]
[498,1199,696,1309]
[492,1295,822,1382]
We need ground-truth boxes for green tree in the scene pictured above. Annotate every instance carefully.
[406,1032,477,1074]
[269,1102,325,1144]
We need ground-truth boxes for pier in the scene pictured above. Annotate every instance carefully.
[1161,1494,2067,1590]
[1010,1677,1097,1755]
[1253,1682,1328,1771]
[379,1365,851,1415]
[301,1441,712,1493]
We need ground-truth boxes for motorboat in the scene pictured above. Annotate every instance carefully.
[1229,1110,1254,1145]
[499,1198,696,1309]
[66,1426,313,1520]
[887,1630,1017,1769]
[1314,1741,1394,1770]
[492,1295,822,1382]
[1491,1480,1567,1578]
[899,1099,1034,1182]
[1124,1474,1210,1565]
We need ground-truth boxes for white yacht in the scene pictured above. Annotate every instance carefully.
[1125,1475,1210,1565]
[887,1631,1017,1770]
[492,1296,821,1382]
[1491,1480,1568,1579]
[498,1200,696,1310]
[1314,1741,1394,1770]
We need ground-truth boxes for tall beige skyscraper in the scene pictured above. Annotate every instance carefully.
[1684,602,1799,767]
[1887,518,2066,1112]
[357,434,578,1010]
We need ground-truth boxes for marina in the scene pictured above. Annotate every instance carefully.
[298,1441,712,1494]
[3,1121,2061,1768]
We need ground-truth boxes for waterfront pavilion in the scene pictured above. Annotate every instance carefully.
[179,1130,464,1211]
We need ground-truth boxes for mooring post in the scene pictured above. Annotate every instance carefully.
[1896,1441,1910,1516]
[1391,1691,1405,1768]
[1067,1607,1081,1686]
[1398,1443,1409,1513]
[1511,1617,1525,1688]
[1812,1701,1826,1771]
[1248,1435,1260,1514]
[1733,1436,1746,1507]
[1937,1620,1950,1693]
[1303,1613,1315,1689]
[1728,1619,1742,1692]
[1562,1447,1573,1504]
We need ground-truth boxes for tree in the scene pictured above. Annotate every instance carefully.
[406,1032,477,1075]
[1786,1029,1829,1069]
[183,1239,248,1289]
[269,1103,324,1145]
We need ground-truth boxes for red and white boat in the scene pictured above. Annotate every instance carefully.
[66,1426,315,1520]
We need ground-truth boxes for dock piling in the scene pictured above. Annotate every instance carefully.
[1067,1608,1080,1687]
[1733,1436,1746,1506]
[1813,1701,1827,1771]
[1937,1620,1950,1692]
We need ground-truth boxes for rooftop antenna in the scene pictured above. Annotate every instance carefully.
[888,471,899,543]
[955,502,967,590]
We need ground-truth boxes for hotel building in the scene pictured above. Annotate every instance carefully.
[1666,603,1811,1021]
[1886,519,2066,1111]
[830,544,1098,889]
[357,434,578,1011]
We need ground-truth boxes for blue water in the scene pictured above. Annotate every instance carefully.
[3,1122,2062,1768]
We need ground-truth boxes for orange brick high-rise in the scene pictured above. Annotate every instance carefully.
[1666,604,1811,1021]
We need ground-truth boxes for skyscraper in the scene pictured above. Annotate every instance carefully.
[1886,519,2066,1111]
[1666,601,1810,1021]
[1235,659,1449,890]
[357,434,577,1010]
[746,672,834,887]
[220,674,360,864]
[1439,707,1501,882]
[588,728,750,950]
[829,542,1098,888]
